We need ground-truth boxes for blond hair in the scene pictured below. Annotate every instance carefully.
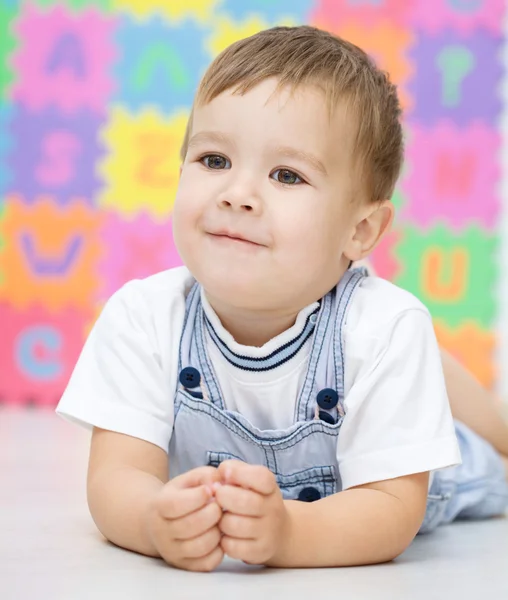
[180,25,403,202]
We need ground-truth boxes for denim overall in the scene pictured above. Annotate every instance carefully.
[168,268,508,533]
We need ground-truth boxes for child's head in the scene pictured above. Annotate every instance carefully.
[172,25,403,315]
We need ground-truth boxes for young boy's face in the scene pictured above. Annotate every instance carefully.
[173,78,367,313]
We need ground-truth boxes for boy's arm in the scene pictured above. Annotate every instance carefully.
[87,427,168,557]
[269,471,429,568]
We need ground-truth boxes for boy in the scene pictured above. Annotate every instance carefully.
[56,26,508,572]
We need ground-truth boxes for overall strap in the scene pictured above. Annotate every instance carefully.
[295,268,368,423]
[178,282,224,408]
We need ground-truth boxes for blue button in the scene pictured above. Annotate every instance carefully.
[319,410,336,425]
[298,487,321,502]
[179,367,201,389]
[317,388,339,410]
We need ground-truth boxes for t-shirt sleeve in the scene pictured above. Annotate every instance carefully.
[56,282,174,452]
[337,308,461,490]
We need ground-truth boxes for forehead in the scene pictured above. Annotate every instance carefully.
[191,79,354,163]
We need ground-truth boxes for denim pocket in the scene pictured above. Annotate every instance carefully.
[277,465,338,502]
[207,452,337,502]
[207,451,243,468]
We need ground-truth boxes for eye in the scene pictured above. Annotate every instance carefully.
[271,168,303,185]
[201,154,231,170]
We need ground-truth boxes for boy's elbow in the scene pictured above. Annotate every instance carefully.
[385,533,418,562]
[370,525,420,565]
[383,507,424,562]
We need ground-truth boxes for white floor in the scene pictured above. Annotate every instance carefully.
[1,408,507,600]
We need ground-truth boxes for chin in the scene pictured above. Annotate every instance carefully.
[197,266,270,309]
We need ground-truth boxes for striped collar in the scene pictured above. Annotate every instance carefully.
[201,291,320,372]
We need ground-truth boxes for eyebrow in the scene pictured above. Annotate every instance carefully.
[187,131,234,148]
[274,146,328,175]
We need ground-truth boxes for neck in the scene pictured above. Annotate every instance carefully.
[204,294,302,347]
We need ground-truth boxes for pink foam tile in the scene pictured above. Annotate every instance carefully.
[10,4,117,113]
[0,302,94,407]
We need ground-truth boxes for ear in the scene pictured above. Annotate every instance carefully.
[343,200,394,262]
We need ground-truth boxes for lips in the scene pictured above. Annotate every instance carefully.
[208,230,264,246]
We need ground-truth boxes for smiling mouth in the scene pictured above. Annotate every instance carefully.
[208,233,263,247]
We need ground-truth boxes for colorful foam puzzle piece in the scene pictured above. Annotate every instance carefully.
[114,14,210,112]
[0,302,94,407]
[98,107,188,219]
[409,30,502,125]
[395,224,497,328]
[402,122,500,229]
[98,213,183,302]
[8,105,104,205]
[11,4,116,113]
[0,196,103,311]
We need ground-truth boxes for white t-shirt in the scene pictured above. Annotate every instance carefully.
[56,266,461,490]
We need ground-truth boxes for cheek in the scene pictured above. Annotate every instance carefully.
[172,192,201,261]
[173,183,202,229]
[274,204,347,268]
[275,207,329,251]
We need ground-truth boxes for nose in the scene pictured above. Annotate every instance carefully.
[216,181,262,214]
[218,198,254,212]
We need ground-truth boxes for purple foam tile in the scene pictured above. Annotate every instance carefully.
[8,104,104,205]
[409,30,502,125]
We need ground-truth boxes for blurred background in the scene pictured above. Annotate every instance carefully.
[0,0,506,409]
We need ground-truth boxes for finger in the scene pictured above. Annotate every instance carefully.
[219,512,258,539]
[172,466,222,489]
[156,484,212,520]
[179,546,224,573]
[179,525,222,559]
[171,501,222,540]
[215,484,264,516]
[218,461,277,495]
[221,536,266,565]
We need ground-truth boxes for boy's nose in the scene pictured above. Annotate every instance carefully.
[216,183,262,214]
[218,198,255,212]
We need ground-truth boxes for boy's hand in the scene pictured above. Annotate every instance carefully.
[144,466,223,572]
[214,461,290,565]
